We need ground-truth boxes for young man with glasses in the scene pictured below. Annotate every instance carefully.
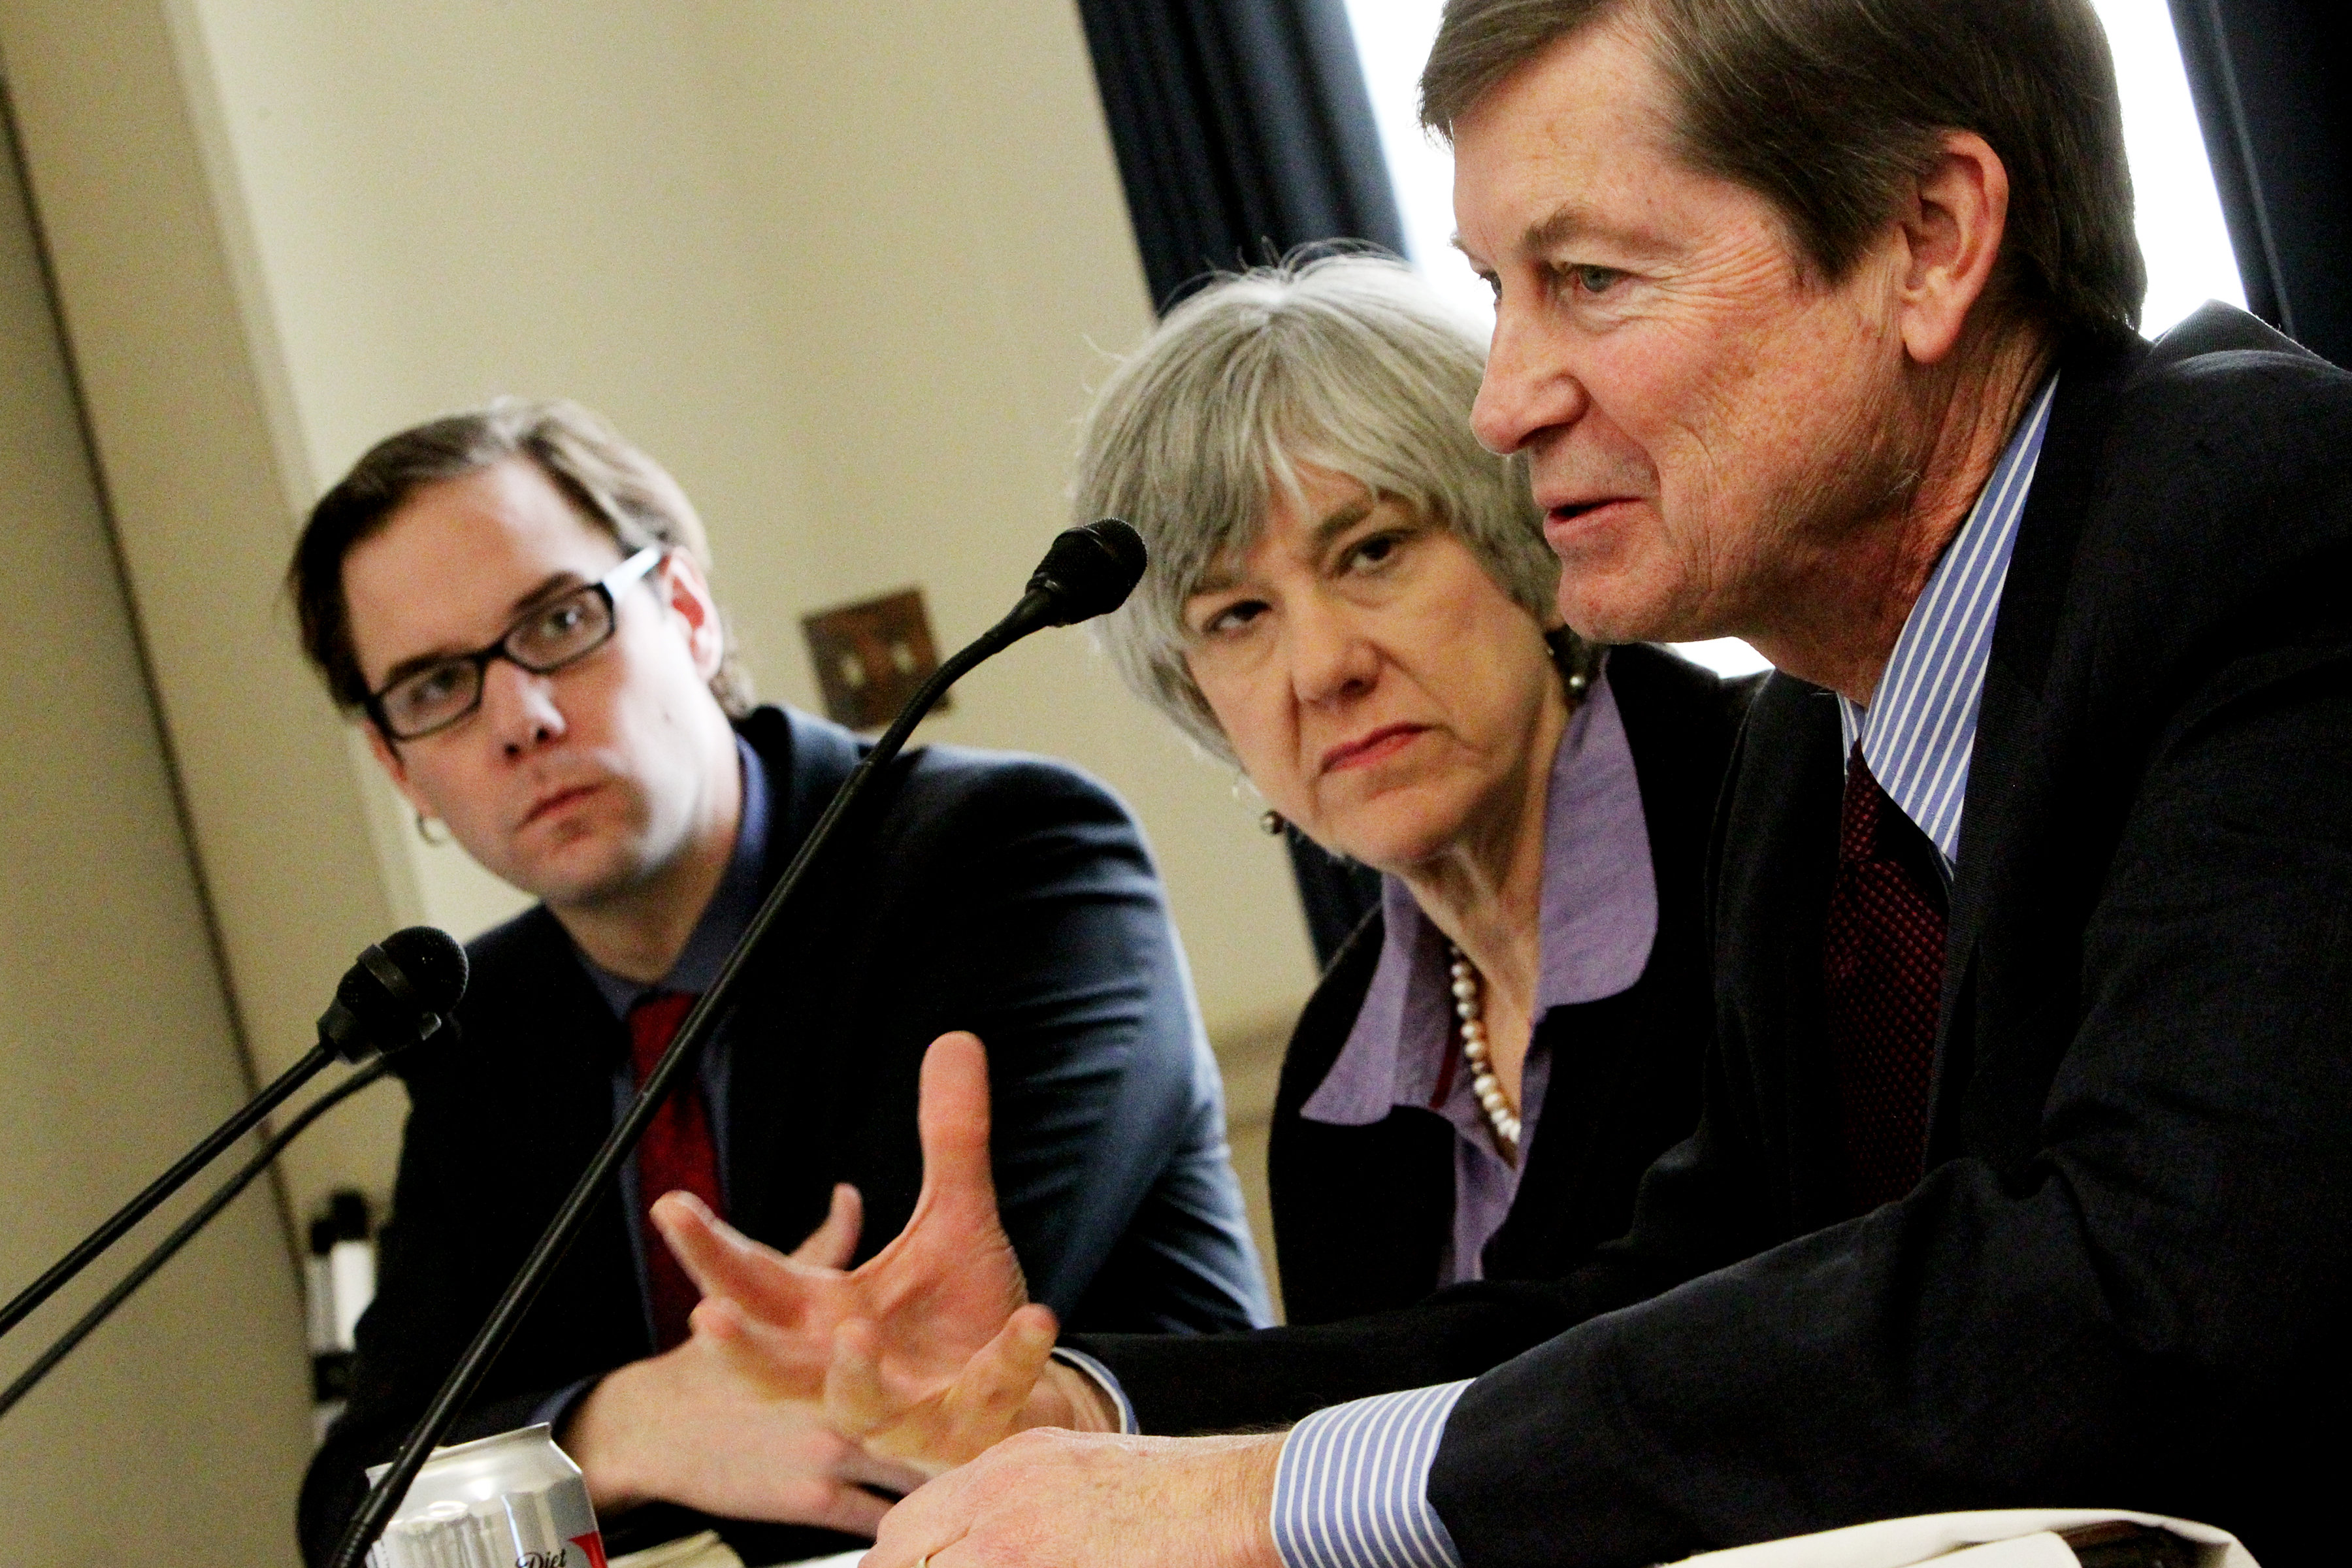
[285,399,1269,1566]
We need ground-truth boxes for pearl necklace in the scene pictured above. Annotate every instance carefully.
[1447,944,1520,1157]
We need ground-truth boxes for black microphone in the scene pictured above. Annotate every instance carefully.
[0,928,465,1347]
[1005,516,1149,632]
[328,520,1149,1568]
[317,927,468,1066]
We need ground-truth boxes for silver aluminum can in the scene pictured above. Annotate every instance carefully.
[365,1423,606,1568]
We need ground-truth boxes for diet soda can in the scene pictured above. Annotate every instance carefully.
[364,1423,607,1568]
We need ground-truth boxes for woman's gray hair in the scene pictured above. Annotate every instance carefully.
[1079,253,1558,760]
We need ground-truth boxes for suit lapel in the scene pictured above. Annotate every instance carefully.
[463,911,653,1360]
[772,706,864,853]
[715,710,840,1241]
[1708,676,1850,1224]
[1925,334,2141,1158]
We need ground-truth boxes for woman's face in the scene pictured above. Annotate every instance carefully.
[1183,463,1565,876]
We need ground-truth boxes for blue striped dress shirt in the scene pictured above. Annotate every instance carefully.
[1258,374,2058,1568]
[1837,375,2057,867]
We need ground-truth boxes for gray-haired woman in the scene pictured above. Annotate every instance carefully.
[654,257,1769,1471]
[1086,255,1759,1324]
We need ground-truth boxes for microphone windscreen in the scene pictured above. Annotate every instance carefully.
[378,926,470,1014]
[321,926,468,1062]
[1026,518,1147,625]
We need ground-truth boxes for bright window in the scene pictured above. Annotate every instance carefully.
[1342,0,2246,680]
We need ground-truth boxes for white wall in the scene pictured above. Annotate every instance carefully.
[0,0,417,1218]
[3,0,1319,1235]
[0,83,309,1567]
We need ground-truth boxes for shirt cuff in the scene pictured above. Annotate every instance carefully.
[1270,1381,1469,1568]
[1048,1346,1137,1435]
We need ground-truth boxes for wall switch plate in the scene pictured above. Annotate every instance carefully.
[800,586,947,732]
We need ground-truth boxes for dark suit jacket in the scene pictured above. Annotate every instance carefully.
[1267,644,1757,1326]
[1416,308,2352,1565]
[1076,644,1754,1414]
[299,706,1266,1565]
[1084,308,2352,1565]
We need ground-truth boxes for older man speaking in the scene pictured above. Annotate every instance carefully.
[662,1,2352,1563]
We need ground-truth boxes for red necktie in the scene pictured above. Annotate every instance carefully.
[625,991,723,1352]
[1821,742,1948,1213]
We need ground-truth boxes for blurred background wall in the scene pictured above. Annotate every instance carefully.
[0,1,1318,1558]
[0,81,312,1564]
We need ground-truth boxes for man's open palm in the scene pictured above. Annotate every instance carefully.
[650,1031,1031,1401]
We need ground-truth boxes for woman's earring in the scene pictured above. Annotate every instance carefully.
[1545,625,1600,705]
[1260,809,1286,836]
[414,810,451,846]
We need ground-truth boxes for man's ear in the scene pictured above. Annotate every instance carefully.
[657,550,727,683]
[1894,130,2011,367]
[364,723,434,819]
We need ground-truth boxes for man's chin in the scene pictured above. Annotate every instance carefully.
[505,839,655,913]
[1555,572,1714,647]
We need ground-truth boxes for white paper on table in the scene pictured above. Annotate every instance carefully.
[1672,1510,2255,1568]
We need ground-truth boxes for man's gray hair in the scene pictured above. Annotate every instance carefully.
[1079,254,1559,761]
[1420,0,2144,345]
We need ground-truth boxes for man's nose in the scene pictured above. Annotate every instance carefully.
[481,657,568,757]
[1471,303,1587,456]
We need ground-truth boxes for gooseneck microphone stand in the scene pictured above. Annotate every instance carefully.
[0,1041,336,1346]
[327,519,1147,1568]
[0,927,464,1347]
[0,1057,397,1420]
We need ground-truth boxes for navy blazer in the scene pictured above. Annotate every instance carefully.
[300,706,1266,1564]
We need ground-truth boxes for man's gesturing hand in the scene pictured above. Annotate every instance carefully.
[561,1320,926,1533]
[859,1428,1288,1568]
[826,1296,1122,1477]
[650,1032,1036,1409]
[561,1180,923,1533]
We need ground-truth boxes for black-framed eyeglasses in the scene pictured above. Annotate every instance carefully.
[366,546,664,741]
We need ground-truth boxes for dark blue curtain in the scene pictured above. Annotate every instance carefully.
[1075,0,1407,310]
[1077,0,1400,962]
[2168,0,2351,367]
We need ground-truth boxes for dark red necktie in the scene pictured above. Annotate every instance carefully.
[1821,742,1948,1213]
[625,991,723,1352]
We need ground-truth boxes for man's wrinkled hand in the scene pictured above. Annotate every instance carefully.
[650,1031,1035,1414]
[559,1177,913,1538]
[858,1427,1288,1568]
[825,1299,1119,1477]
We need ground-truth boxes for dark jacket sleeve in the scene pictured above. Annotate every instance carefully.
[1066,1044,1748,1435]
[899,751,1270,1333]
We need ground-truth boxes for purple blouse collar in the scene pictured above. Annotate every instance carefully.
[1300,657,1658,1126]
